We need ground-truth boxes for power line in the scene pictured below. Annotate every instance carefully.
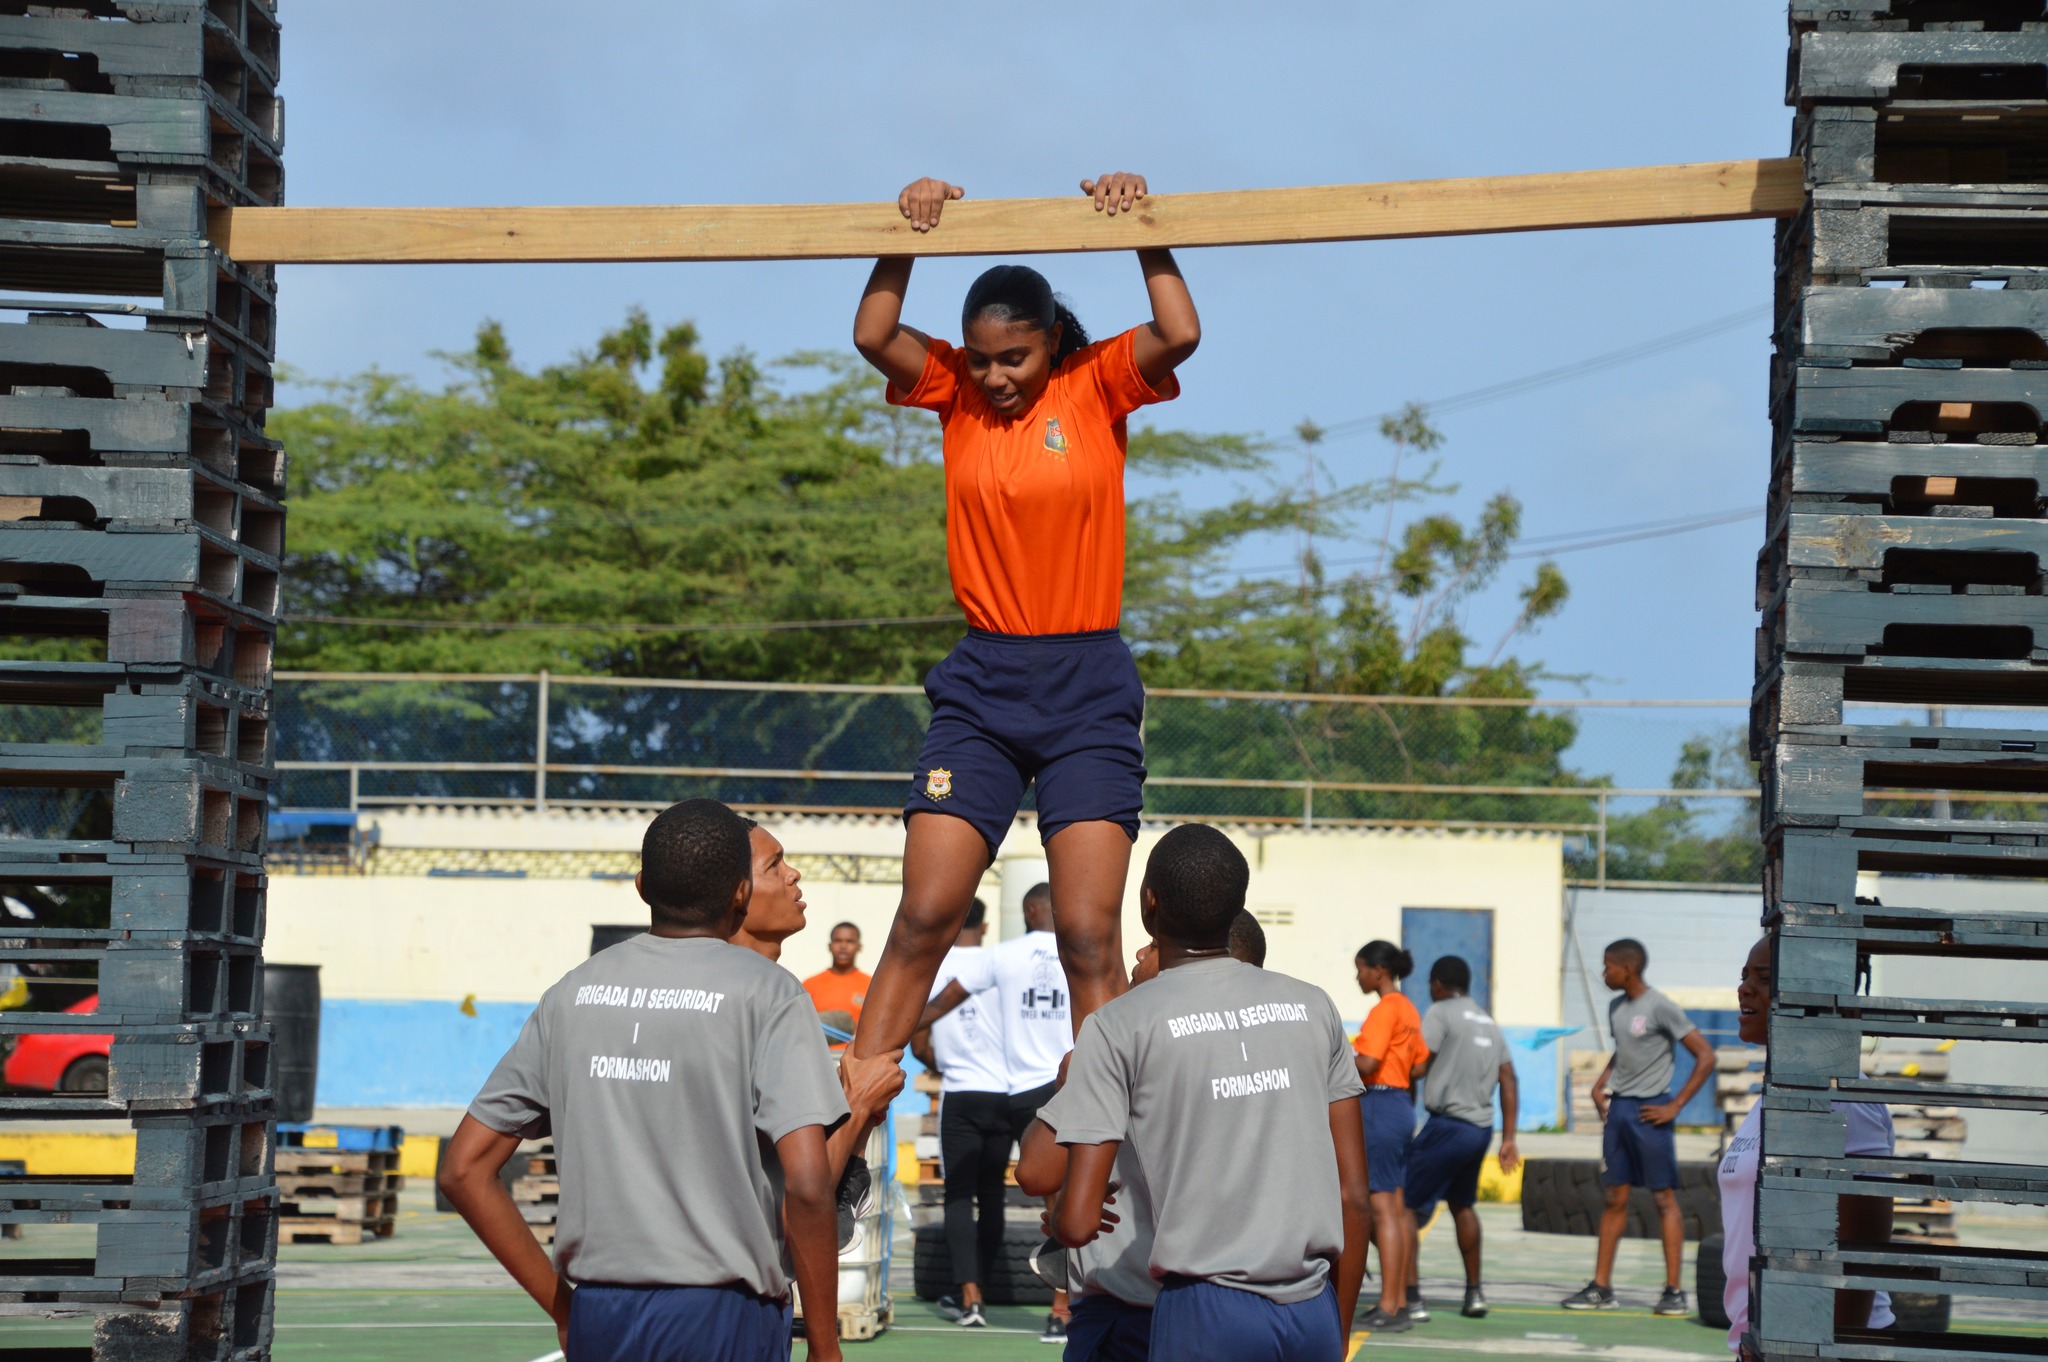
[1310,304,1770,440]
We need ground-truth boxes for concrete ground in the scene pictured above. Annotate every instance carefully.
[9,1184,2043,1362]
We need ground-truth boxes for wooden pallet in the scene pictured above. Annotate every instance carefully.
[275,1149,400,1178]
[278,1216,395,1246]
[278,1193,400,1223]
[276,1171,401,1199]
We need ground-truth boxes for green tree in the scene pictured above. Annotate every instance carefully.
[1585,729,1761,884]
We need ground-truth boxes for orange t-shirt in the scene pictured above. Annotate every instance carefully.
[887,328,1179,636]
[803,968,870,1023]
[1353,992,1426,1090]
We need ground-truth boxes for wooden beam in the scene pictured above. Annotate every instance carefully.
[209,157,1804,266]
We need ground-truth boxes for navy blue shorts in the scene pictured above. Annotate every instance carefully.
[1404,1112,1492,1220]
[567,1281,790,1362]
[1151,1280,1340,1362]
[1602,1093,1680,1191]
[1359,1087,1415,1194]
[1066,1292,1154,1362]
[908,628,1146,858]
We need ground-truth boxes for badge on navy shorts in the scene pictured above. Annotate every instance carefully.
[1043,416,1068,458]
[925,768,954,801]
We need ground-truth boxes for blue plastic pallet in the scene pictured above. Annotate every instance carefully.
[277,1122,405,1153]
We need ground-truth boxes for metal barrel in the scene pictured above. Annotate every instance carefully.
[264,964,323,1124]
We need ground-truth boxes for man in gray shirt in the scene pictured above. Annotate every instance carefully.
[1560,937,1714,1317]
[1042,826,1371,1362]
[1403,955,1520,1321]
[438,799,857,1362]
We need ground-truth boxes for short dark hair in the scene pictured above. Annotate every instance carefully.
[964,897,987,931]
[1023,882,1052,906]
[1355,939,1414,980]
[640,799,752,930]
[831,922,861,939]
[1605,938,1648,972]
[1227,910,1267,968]
[1430,955,1471,992]
[1143,825,1248,946]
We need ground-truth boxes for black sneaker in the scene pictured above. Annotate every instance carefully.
[935,1294,965,1321]
[958,1302,987,1328]
[834,1156,874,1252]
[1028,1236,1068,1293]
[1462,1284,1489,1318]
[1655,1286,1689,1317]
[1040,1313,1068,1343]
[1358,1307,1413,1333]
[1406,1286,1430,1323]
[1561,1281,1617,1310]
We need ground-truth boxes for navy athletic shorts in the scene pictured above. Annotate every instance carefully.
[1359,1086,1415,1194]
[1066,1292,1154,1362]
[907,627,1146,858]
[567,1281,790,1362]
[1404,1112,1493,1221]
[1151,1279,1341,1362]
[1602,1093,1680,1191]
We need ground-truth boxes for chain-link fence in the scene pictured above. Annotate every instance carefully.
[6,672,2031,884]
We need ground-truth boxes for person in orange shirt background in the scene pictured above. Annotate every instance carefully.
[803,922,871,1049]
[1353,940,1427,1333]
[842,170,1201,1102]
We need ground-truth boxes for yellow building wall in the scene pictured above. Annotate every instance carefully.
[269,811,1562,1026]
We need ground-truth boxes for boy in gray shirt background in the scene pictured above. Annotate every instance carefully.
[1041,826,1371,1362]
[438,799,855,1362]
[1404,954,1519,1321]
[1560,937,1714,1318]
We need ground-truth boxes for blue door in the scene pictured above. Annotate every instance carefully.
[1400,907,1495,1016]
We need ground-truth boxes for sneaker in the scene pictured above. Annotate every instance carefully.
[935,1294,965,1321]
[1028,1236,1068,1293]
[1462,1285,1489,1319]
[1560,1281,1617,1310]
[1655,1286,1689,1317]
[1406,1286,1431,1323]
[1358,1307,1413,1333]
[1040,1313,1068,1343]
[958,1302,986,1329]
[834,1156,874,1252]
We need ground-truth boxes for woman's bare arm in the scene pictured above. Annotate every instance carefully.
[1079,172,1200,387]
[852,177,957,390]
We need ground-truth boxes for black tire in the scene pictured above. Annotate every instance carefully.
[1518,1158,1717,1240]
[1889,1291,1950,1335]
[1696,1234,1730,1330]
[912,1221,1056,1306]
[59,1055,107,1094]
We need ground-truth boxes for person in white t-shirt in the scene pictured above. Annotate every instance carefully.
[1718,935,1894,1356]
[910,897,1010,1329]
[921,881,1076,1343]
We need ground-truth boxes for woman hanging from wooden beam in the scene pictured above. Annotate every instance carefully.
[841,170,1200,1088]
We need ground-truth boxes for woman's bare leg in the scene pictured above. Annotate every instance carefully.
[849,812,990,1061]
[1044,820,1135,1032]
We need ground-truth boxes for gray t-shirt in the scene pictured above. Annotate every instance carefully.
[469,934,849,1295]
[1038,1117,1159,1307]
[1039,957,1365,1303]
[1606,987,1698,1099]
[1420,996,1505,1127]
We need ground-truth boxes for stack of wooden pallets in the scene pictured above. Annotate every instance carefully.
[1757,5,2048,1354]
[274,1126,403,1247]
[0,2,287,1356]
[506,1141,558,1244]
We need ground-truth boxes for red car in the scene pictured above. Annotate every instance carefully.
[3,994,110,1094]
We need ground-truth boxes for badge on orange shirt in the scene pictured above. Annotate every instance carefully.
[1043,416,1068,459]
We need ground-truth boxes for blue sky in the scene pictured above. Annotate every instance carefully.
[275,1,1789,722]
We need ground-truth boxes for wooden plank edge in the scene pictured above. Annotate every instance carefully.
[209,157,1804,265]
